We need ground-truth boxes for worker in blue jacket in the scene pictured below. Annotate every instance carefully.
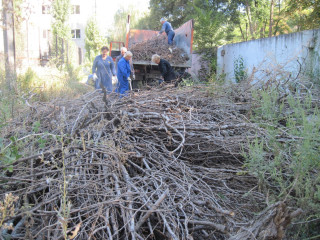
[158,17,175,46]
[116,51,133,97]
[92,46,116,92]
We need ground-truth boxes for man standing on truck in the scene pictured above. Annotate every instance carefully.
[115,47,135,80]
[151,54,178,83]
[157,17,175,49]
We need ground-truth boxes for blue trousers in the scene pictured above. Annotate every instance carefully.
[116,77,129,98]
[167,31,175,45]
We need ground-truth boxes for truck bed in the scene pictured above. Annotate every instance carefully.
[127,20,194,68]
[132,60,192,68]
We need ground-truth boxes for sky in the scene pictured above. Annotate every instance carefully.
[95,0,150,33]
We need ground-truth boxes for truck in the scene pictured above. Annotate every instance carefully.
[125,18,194,88]
[109,41,125,61]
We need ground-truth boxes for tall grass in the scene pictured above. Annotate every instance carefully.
[0,65,92,125]
[244,86,320,238]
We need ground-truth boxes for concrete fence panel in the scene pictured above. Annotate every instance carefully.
[217,28,320,84]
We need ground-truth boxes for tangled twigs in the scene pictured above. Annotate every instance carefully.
[229,202,303,240]
[130,35,189,64]
[0,86,301,239]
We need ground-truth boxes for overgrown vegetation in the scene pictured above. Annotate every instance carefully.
[1,0,320,239]
[242,77,320,238]
[234,56,247,83]
[0,66,90,125]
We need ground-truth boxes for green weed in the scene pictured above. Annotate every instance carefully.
[244,86,320,238]
[234,56,247,83]
[0,137,21,173]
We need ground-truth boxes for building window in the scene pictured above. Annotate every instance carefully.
[71,5,80,14]
[43,30,51,39]
[43,30,47,38]
[71,29,81,39]
[42,5,50,14]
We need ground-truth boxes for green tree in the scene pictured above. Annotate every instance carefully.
[108,5,149,42]
[52,0,70,39]
[226,0,273,40]
[193,0,228,48]
[134,0,320,46]
[51,0,71,65]
[221,0,296,41]
[148,0,194,28]
[85,18,106,62]
[286,0,320,30]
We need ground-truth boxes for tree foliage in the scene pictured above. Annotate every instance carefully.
[287,0,320,30]
[51,0,71,66]
[147,0,194,28]
[193,1,227,48]
[140,0,320,48]
[51,0,70,39]
[85,18,106,62]
[108,5,150,42]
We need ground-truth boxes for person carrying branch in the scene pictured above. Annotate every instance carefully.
[92,46,116,92]
[116,51,133,97]
[157,17,175,52]
[151,54,178,83]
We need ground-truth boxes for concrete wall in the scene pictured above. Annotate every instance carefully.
[217,28,320,83]
[188,52,210,81]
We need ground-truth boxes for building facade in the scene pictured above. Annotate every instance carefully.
[0,0,99,68]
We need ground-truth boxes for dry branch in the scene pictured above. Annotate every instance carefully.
[0,86,301,239]
[130,35,189,64]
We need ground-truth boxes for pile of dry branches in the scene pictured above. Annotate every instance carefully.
[0,85,300,239]
[130,35,189,64]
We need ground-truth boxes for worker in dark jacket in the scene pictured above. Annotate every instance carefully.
[115,47,135,79]
[157,17,175,46]
[151,54,177,83]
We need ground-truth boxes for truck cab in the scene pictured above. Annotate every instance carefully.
[109,41,125,61]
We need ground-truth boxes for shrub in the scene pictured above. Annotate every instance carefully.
[244,86,320,238]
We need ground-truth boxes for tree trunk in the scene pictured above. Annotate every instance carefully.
[273,19,282,36]
[245,0,254,39]
[260,19,268,38]
[269,0,275,37]
[239,24,245,41]
[61,38,64,64]
[66,41,69,64]
[246,23,248,41]
[260,27,264,38]
[56,35,58,58]
[26,20,29,64]
[2,0,16,90]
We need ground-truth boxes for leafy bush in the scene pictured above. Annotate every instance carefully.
[234,56,247,83]
[244,86,320,238]
[65,63,82,82]
[17,67,40,93]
